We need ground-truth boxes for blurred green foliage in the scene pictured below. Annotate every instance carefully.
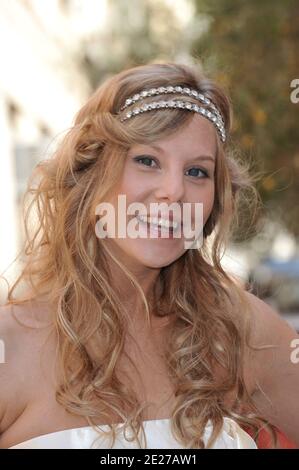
[192,0,299,235]
[80,0,183,87]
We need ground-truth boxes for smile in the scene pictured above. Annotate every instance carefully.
[136,214,179,230]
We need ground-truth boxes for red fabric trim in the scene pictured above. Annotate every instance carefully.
[243,426,297,449]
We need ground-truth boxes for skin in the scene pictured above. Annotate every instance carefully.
[103,113,216,328]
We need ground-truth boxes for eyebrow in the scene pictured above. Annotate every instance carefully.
[144,144,215,164]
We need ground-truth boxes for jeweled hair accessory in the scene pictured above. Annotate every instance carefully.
[116,85,226,143]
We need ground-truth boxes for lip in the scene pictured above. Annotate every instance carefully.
[134,215,181,239]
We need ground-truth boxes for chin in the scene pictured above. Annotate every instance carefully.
[107,237,186,270]
[134,247,185,269]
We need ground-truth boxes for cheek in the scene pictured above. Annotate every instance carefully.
[192,183,215,225]
[203,186,215,222]
[117,169,150,201]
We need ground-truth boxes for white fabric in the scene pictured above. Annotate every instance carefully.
[9,417,257,449]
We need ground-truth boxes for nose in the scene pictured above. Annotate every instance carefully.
[153,170,185,204]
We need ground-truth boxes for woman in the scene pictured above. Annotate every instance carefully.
[0,61,298,449]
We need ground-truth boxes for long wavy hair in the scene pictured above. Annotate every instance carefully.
[4,61,278,448]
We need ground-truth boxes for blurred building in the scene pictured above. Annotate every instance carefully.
[0,0,110,293]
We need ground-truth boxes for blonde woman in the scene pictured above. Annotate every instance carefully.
[0,62,298,449]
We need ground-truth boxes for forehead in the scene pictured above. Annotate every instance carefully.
[131,114,218,157]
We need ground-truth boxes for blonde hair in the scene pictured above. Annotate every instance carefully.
[4,61,278,448]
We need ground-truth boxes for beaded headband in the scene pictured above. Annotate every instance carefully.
[116,85,226,143]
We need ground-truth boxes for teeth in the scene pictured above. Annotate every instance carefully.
[137,214,178,230]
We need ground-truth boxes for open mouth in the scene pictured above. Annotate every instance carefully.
[135,214,181,238]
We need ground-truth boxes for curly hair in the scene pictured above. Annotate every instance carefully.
[4,61,278,448]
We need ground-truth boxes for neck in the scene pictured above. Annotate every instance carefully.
[102,243,164,330]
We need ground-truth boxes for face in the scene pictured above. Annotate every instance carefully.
[101,113,217,272]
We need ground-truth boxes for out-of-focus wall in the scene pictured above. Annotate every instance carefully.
[0,0,92,293]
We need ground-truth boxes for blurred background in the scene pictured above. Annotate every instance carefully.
[0,0,298,330]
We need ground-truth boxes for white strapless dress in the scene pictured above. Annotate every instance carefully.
[9,417,257,449]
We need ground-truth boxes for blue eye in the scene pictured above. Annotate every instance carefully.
[133,156,209,179]
[186,167,208,178]
[133,156,158,167]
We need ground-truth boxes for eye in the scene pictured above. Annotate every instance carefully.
[185,167,209,179]
[132,156,209,179]
[133,156,158,168]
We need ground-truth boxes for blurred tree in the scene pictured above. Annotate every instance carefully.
[78,0,188,89]
[192,0,299,236]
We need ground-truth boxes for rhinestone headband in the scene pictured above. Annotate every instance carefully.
[116,85,226,143]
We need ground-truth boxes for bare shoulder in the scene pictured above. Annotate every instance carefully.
[242,291,299,446]
[0,301,56,434]
[243,291,299,381]
[243,290,298,352]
